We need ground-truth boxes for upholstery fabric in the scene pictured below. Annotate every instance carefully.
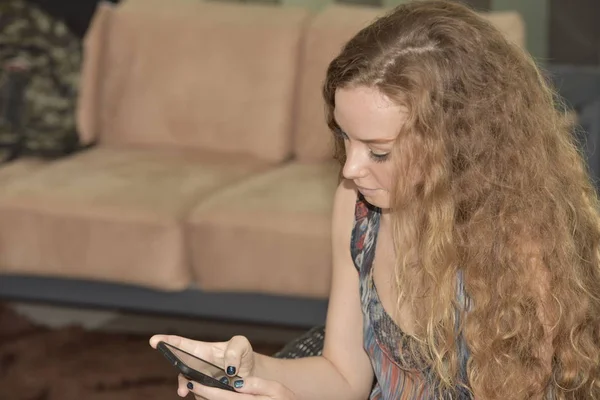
[77,0,309,163]
[187,162,339,298]
[0,147,267,290]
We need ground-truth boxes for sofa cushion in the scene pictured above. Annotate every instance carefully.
[293,5,382,163]
[186,162,340,298]
[0,147,267,290]
[293,5,526,162]
[78,0,309,163]
[0,159,46,185]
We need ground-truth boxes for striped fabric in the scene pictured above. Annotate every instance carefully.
[350,194,472,399]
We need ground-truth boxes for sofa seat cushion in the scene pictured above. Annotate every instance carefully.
[0,159,46,184]
[186,162,340,298]
[0,147,267,290]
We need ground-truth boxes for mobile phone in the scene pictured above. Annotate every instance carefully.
[157,341,239,392]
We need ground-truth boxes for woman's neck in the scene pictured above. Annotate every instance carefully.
[380,208,393,229]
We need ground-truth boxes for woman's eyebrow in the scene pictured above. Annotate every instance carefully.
[337,128,395,144]
[333,117,395,145]
[361,138,396,144]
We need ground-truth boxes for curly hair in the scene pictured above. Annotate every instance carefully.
[323,1,600,398]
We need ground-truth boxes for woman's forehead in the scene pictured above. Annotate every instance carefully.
[334,86,408,142]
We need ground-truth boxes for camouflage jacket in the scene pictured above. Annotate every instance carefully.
[0,0,84,162]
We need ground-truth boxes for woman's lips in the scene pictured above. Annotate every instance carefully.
[357,186,378,195]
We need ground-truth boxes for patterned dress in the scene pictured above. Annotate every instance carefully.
[350,194,473,399]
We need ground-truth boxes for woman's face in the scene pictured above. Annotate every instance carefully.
[334,86,408,209]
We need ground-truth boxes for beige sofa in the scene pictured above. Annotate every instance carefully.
[0,0,525,326]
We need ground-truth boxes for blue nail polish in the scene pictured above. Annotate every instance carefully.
[226,366,236,376]
[187,382,194,390]
[234,379,244,389]
[219,376,230,385]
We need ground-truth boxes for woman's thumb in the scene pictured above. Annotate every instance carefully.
[223,335,253,377]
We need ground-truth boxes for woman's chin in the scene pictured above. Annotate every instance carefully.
[361,192,390,209]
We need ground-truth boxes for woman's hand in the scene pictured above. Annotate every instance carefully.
[149,334,256,378]
[179,374,296,399]
[149,334,294,399]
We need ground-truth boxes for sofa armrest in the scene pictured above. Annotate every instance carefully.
[76,1,114,146]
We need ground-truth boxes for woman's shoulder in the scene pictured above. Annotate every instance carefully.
[331,180,359,248]
[334,179,359,200]
[332,179,359,225]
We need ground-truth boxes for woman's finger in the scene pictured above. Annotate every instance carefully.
[186,380,247,400]
[150,334,226,362]
[177,374,191,397]
[179,375,216,400]
[234,376,295,398]
[223,336,253,377]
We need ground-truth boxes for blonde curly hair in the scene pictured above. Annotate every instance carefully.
[324,1,600,398]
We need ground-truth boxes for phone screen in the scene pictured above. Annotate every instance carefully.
[161,342,234,386]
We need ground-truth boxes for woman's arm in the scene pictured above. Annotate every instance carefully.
[252,180,374,400]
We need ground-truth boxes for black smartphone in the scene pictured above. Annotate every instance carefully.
[157,341,239,392]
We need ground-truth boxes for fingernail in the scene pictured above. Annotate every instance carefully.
[226,366,236,376]
[187,382,194,390]
[219,376,230,385]
[233,379,244,389]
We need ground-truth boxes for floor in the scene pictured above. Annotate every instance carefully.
[8,301,307,346]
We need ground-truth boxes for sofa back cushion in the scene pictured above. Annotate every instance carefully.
[77,0,309,163]
[293,5,526,162]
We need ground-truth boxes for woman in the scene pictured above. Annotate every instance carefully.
[151,1,600,398]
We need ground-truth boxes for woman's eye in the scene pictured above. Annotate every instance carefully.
[369,151,390,163]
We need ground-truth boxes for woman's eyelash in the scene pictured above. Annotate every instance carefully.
[335,127,390,162]
[369,152,390,163]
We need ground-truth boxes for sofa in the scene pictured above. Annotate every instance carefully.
[0,0,525,328]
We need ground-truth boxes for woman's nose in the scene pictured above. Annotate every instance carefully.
[342,148,368,180]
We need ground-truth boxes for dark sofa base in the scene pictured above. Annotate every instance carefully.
[0,274,328,329]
